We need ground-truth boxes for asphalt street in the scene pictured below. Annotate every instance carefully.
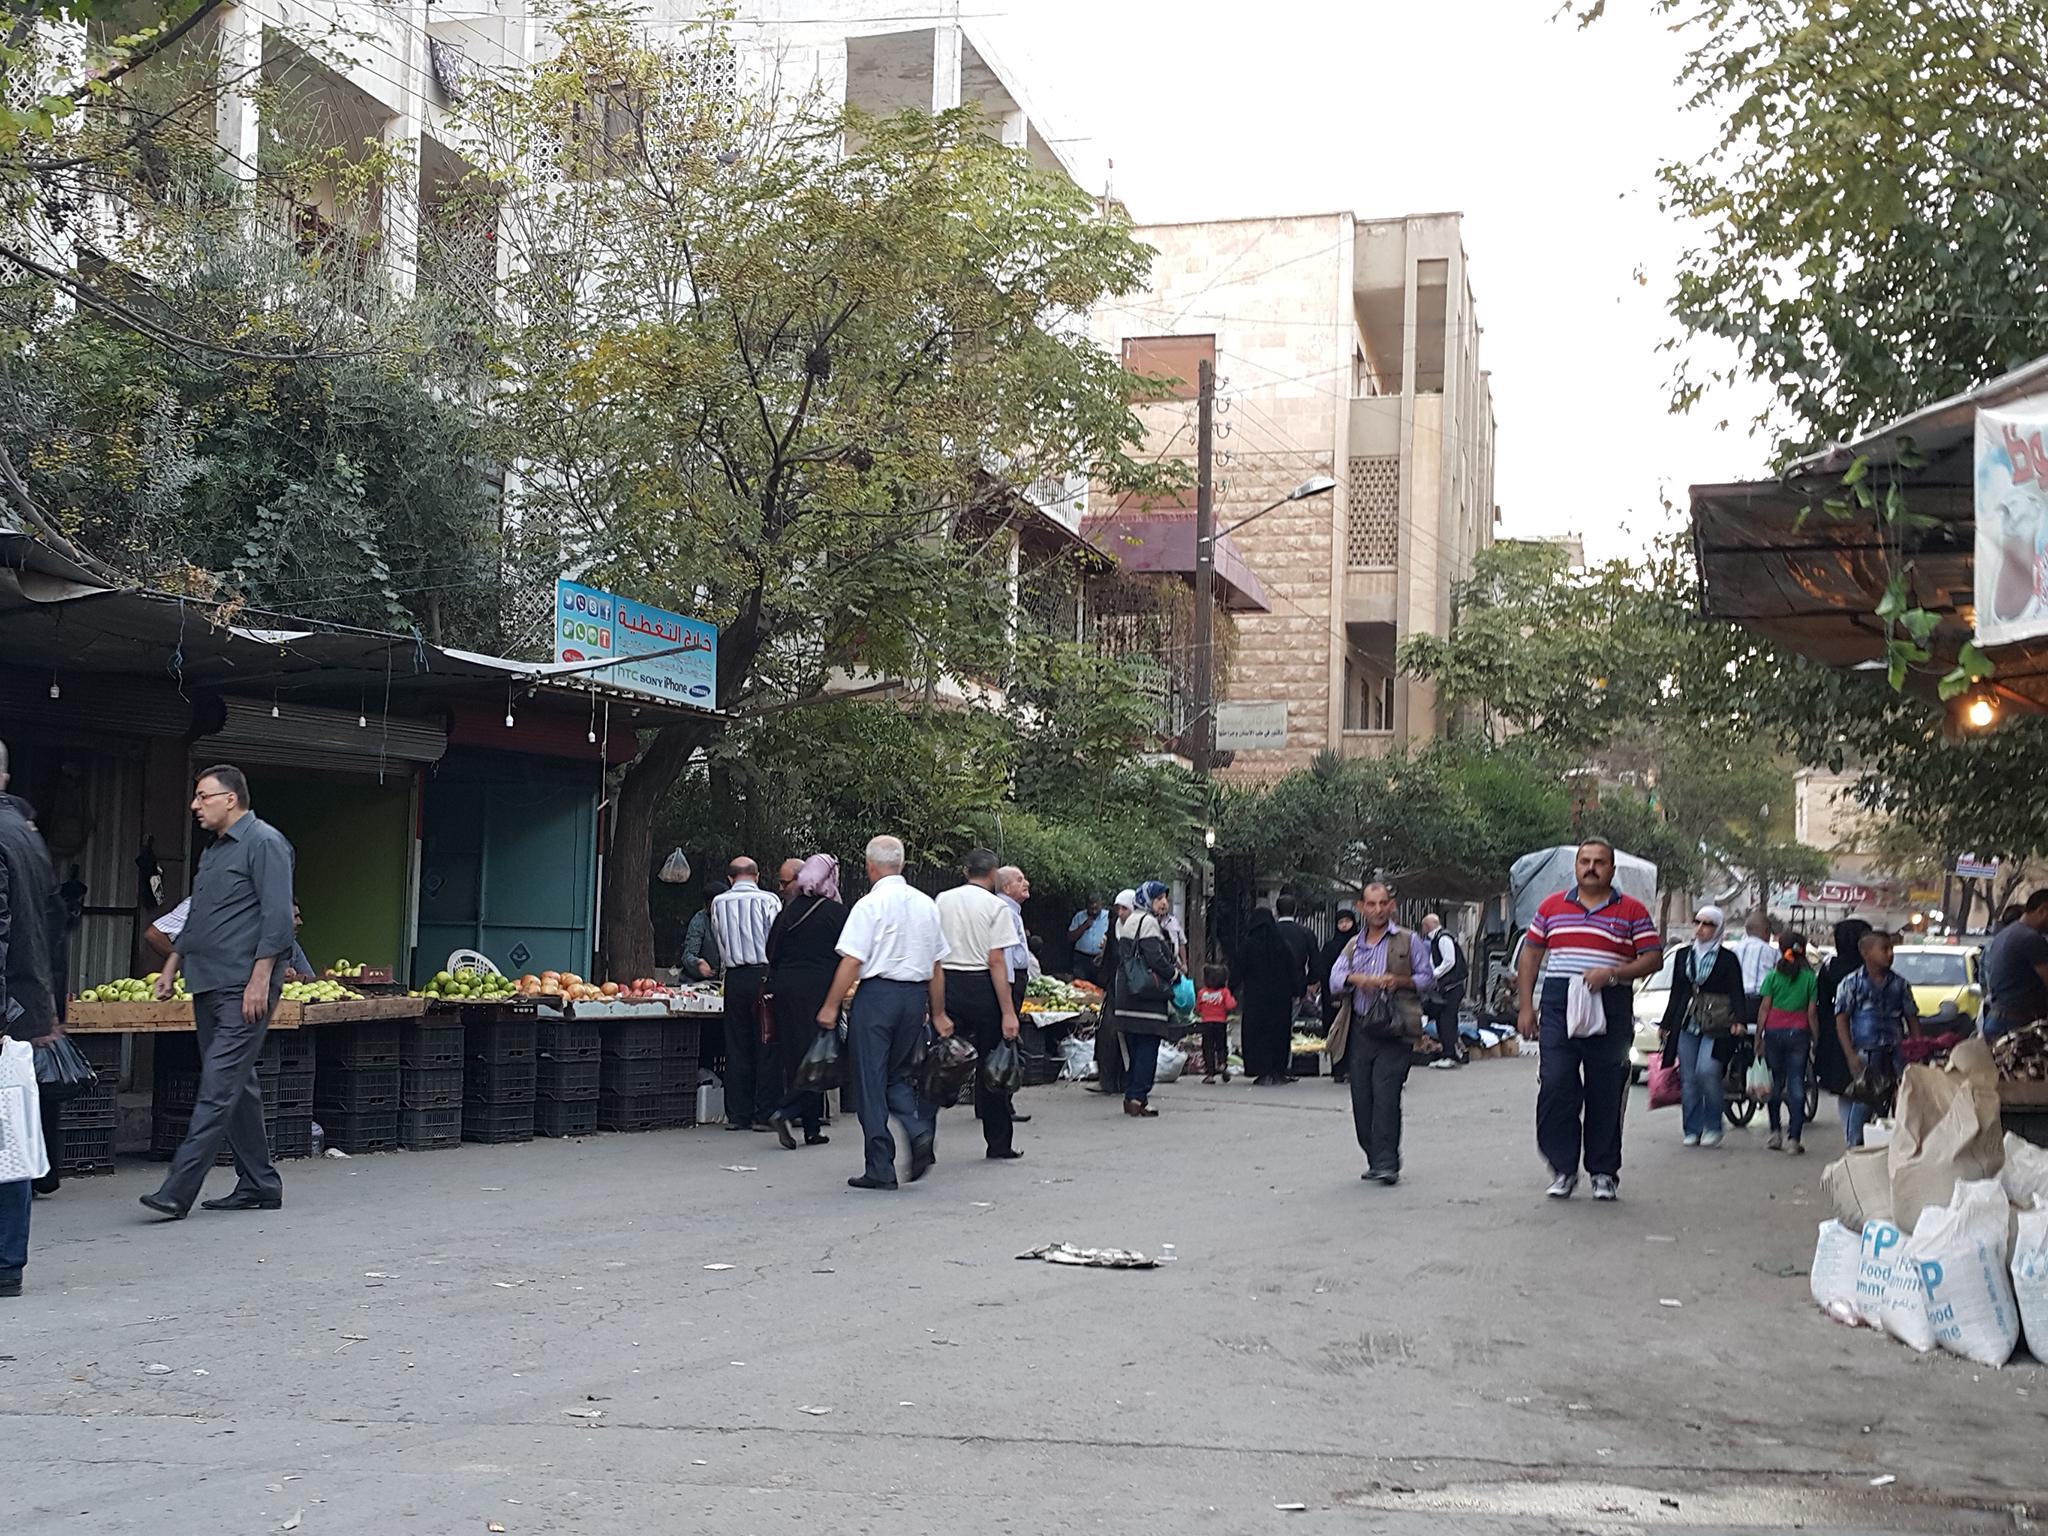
[5,1054,2046,1535]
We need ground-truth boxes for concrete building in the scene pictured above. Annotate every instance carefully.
[1088,210,1497,776]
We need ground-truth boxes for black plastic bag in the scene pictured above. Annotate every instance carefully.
[914,1031,979,1107]
[33,1034,98,1104]
[1843,1065,1898,1112]
[794,1027,843,1093]
[982,1038,1023,1096]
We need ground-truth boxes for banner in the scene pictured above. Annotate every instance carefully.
[1975,397,2048,646]
[554,580,717,709]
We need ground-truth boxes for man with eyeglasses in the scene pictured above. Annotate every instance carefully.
[141,765,296,1220]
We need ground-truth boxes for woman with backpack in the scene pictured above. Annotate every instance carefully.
[1114,881,1181,1117]
[1659,905,1748,1148]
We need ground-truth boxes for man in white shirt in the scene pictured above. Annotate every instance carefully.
[995,866,1037,1129]
[937,852,1025,1161]
[1732,912,1777,1026]
[711,857,786,1132]
[816,835,953,1189]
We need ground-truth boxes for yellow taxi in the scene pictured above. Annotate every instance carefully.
[1888,943,1983,1022]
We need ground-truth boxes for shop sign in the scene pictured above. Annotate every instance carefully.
[1975,395,2048,646]
[554,580,717,709]
[1954,855,2000,880]
[1778,880,1882,907]
[1215,701,1287,752]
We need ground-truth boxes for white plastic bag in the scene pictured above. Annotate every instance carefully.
[1858,1220,1935,1352]
[1565,975,1605,1038]
[1810,1219,1864,1326]
[0,1037,49,1184]
[2011,1203,2048,1360]
[2001,1134,2048,1211]
[1911,1178,2021,1367]
[658,848,692,885]
[1059,1034,1098,1082]
[1154,1042,1187,1084]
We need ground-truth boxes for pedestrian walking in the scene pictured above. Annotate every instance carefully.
[776,857,804,902]
[1834,929,1919,1148]
[1732,911,1776,1027]
[816,835,952,1189]
[1982,888,2048,1042]
[0,740,63,1294]
[1317,909,1361,1083]
[1195,964,1236,1083]
[1515,837,1664,1202]
[681,883,724,981]
[1814,917,1869,1102]
[936,850,1025,1161]
[995,867,1036,1127]
[1066,895,1109,986]
[1091,889,1134,1096]
[1758,931,1818,1153]
[1420,912,1469,1068]
[1326,882,1434,1185]
[764,855,847,1150]
[711,858,784,1132]
[1114,881,1181,1117]
[1659,906,1746,1148]
[142,765,294,1219]
[1274,893,1318,1012]
[1236,907,1303,1085]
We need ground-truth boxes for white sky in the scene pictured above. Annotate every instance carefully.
[979,0,1778,560]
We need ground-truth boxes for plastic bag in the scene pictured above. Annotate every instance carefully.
[2011,1203,2048,1359]
[1565,975,1604,1038]
[1154,1042,1186,1084]
[793,1028,843,1093]
[982,1038,1022,1096]
[0,1038,49,1184]
[1059,1033,1097,1081]
[1910,1177,2021,1367]
[1890,1037,2005,1233]
[32,1034,98,1104]
[913,1031,979,1107]
[2001,1133,2048,1211]
[1810,1219,1865,1326]
[1745,1054,1774,1103]
[657,848,692,885]
[1857,1220,1935,1353]
[1646,1056,1681,1110]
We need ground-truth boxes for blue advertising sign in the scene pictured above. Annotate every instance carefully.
[553,579,717,709]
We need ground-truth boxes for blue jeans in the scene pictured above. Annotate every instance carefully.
[845,979,937,1184]
[1842,1035,1899,1148]
[1763,1029,1809,1140]
[0,1178,28,1285]
[1124,1033,1162,1104]
[1677,1027,1722,1138]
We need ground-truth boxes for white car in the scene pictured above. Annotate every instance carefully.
[1630,949,1679,1082]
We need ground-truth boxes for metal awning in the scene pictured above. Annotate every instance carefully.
[1082,515,1273,613]
[1692,355,2048,713]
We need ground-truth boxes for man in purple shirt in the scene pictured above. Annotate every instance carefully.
[1327,881,1434,1186]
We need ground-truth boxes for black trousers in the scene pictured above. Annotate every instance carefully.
[722,965,772,1127]
[1431,982,1468,1062]
[32,1089,61,1194]
[1346,1030,1412,1174]
[158,984,282,1209]
[947,970,1013,1156]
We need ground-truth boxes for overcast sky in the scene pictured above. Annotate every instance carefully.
[979,0,1776,560]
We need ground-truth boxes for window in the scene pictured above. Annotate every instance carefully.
[1121,334,1215,403]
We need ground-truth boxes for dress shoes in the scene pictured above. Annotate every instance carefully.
[138,1192,188,1220]
[201,1191,282,1212]
[908,1137,936,1182]
[847,1174,898,1191]
[986,1148,1024,1160]
[771,1114,798,1151]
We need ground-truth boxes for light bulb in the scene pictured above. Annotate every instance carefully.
[1965,696,1997,729]
[504,711,515,728]
[47,677,60,699]
[588,730,597,743]
[271,702,280,718]
[358,713,368,728]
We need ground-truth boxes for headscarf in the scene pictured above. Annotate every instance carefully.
[1690,905,1725,979]
[794,853,840,902]
[1121,881,1171,943]
[1113,888,1137,911]
[1136,880,1170,909]
[1319,908,1361,975]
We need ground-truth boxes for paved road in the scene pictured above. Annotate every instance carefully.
[5,1056,2045,1534]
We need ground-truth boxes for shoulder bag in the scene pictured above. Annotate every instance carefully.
[1118,916,1171,1005]
[1685,951,1736,1037]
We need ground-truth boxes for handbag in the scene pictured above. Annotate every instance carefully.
[755,985,776,1046]
[1646,1055,1681,1110]
[793,1027,843,1093]
[32,1033,98,1104]
[1685,952,1736,1037]
[1118,917,1171,1004]
[0,1038,49,1184]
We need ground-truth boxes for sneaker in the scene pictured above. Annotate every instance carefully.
[1788,1138,1805,1155]
[1682,1133,1701,1147]
[1767,1131,1784,1151]
[1590,1174,1619,1202]
[1430,1058,1459,1071]
[1201,1074,1217,1085]
[1701,1130,1724,1148]
[1546,1172,1578,1200]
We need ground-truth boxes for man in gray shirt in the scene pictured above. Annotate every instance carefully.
[141,764,295,1219]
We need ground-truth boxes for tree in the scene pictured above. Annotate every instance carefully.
[454,13,1176,974]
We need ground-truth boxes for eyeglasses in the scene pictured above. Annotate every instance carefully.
[191,790,235,804]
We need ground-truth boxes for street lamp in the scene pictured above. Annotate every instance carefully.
[1964,695,1998,730]
[1211,474,1342,543]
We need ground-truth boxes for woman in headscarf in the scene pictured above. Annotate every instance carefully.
[1659,904,1747,1147]
[1114,881,1180,1116]
[1236,906,1303,1085]
[764,854,848,1150]
[1090,889,1135,1097]
[1317,908,1362,1082]
[1813,917,1871,1104]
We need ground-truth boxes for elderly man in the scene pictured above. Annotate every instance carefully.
[776,857,804,903]
[144,765,296,1219]
[996,866,1037,1127]
[1421,913,1470,1069]
[712,857,785,1132]
[817,836,953,1189]
[938,852,1024,1161]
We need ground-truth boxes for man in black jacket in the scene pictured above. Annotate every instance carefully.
[1274,894,1318,1010]
[0,742,65,1296]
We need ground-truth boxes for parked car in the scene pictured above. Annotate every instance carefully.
[1890,943,1983,1022]
[1630,948,1679,1082]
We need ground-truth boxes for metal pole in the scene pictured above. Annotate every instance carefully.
[1189,358,1216,972]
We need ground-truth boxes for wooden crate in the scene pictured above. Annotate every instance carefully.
[67,999,304,1033]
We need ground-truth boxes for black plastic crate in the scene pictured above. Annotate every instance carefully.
[315,1065,400,1112]
[400,1065,465,1108]
[266,1068,315,1110]
[271,1114,313,1160]
[657,1091,695,1129]
[59,1121,116,1176]
[466,1017,536,1064]
[535,1096,599,1138]
[597,1092,667,1132]
[464,1058,536,1102]
[148,1111,238,1165]
[72,1032,125,1070]
[398,1104,462,1151]
[662,1019,702,1057]
[400,1021,466,1069]
[317,1021,400,1069]
[63,1078,120,1122]
[272,1036,315,1075]
[658,1053,700,1095]
[600,1056,664,1097]
[154,1034,200,1073]
[153,1061,201,1110]
[536,1058,601,1100]
[322,1110,398,1155]
[536,1019,601,1060]
[601,1020,665,1060]
[462,1100,534,1144]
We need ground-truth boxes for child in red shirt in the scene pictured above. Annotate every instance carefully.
[1196,964,1236,1084]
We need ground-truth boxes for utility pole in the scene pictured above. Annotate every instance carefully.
[1188,357,1216,973]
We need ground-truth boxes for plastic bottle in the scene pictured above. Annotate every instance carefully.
[1158,1243,1177,1264]
[310,1121,324,1157]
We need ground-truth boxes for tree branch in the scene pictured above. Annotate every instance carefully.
[0,441,125,582]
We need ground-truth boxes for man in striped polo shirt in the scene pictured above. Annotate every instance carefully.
[1515,837,1663,1202]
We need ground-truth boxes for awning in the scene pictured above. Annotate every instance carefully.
[1692,355,2048,713]
[1082,515,1273,613]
